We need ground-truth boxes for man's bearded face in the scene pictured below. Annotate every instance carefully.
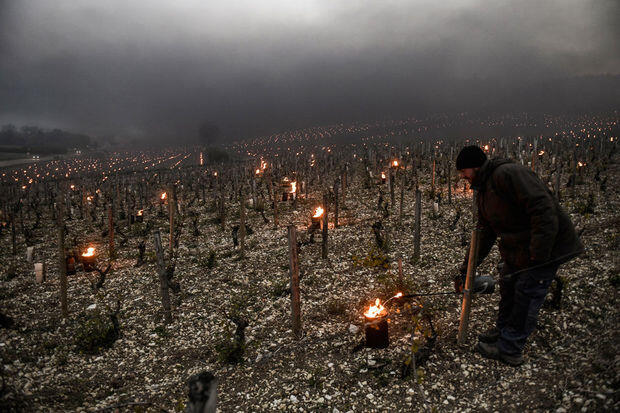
[458,167,478,184]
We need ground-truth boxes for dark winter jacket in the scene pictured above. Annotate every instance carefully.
[460,158,583,274]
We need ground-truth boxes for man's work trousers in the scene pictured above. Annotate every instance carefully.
[496,262,558,356]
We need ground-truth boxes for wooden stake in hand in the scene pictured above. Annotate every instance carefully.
[458,192,480,345]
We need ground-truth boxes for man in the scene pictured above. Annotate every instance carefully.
[455,145,583,366]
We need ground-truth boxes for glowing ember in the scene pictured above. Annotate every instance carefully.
[137,209,143,216]
[161,192,167,200]
[364,298,387,318]
[313,206,324,218]
[82,247,95,257]
[392,160,399,167]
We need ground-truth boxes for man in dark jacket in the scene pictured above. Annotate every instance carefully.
[455,145,583,366]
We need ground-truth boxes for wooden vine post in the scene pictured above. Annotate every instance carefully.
[321,192,329,259]
[447,161,452,204]
[397,256,404,292]
[412,189,422,262]
[57,199,68,318]
[341,169,347,208]
[389,170,395,207]
[169,185,175,254]
[399,174,405,226]
[457,191,480,344]
[153,229,172,324]
[239,186,246,256]
[10,211,16,256]
[431,158,436,197]
[334,180,339,228]
[288,225,302,338]
[219,175,226,231]
[108,203,115,259]
[269,174,279,229]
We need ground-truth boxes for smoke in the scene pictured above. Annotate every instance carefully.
[0,0,618,140]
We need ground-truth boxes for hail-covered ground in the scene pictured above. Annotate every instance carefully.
[1,156,618,412]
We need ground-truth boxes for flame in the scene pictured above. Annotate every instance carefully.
[161,192,167,200]
[392,160,399,167]
[313,206,324,218]
[291,181,297,193]
[395,292,403,298]
[255,168,261,175]
[364,298,387,318]
[137,209,143,216]
[82,247,95,257]
[381,172,386,179]
[484,144,490,152]
[70,184,75,190]
[538,150,545,156]
[577,161,585,167]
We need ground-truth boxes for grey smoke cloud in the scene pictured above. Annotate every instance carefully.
[0,0,618,139]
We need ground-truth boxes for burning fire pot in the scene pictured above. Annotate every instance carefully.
[81,247,97,272]
[364,299,389,349]
[310,206,324,230]
[281,178,297,201]
[134,209,144,223]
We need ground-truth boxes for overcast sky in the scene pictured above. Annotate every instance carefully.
[0,0,618,140]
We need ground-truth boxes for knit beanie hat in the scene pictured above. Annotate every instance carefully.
[456,145,487,170]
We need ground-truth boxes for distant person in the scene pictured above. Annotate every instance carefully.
[454,145,583,366]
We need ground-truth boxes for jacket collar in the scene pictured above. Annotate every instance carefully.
[471,159,491,191]
[471,158,514,191]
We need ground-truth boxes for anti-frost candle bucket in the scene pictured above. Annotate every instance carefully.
[364,298,389,349]
[81,247,97,272]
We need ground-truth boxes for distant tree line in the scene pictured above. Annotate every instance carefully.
[0,124,93,154]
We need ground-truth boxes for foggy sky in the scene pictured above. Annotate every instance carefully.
[0,0,618,141]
